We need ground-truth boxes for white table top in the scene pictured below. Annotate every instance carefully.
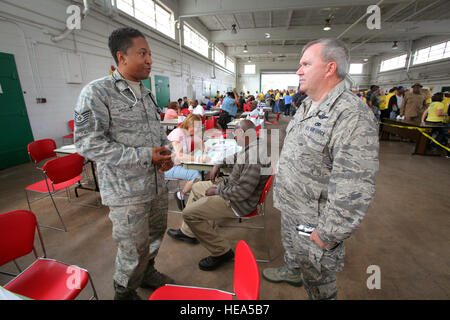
[54,144,76,154]
[160,119,179,126]
[227,119,241,128]
[204,110,220,117]
[183,138,240,169]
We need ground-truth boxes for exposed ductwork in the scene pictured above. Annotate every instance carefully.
[51,0,89,42]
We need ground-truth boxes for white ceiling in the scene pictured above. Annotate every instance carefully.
[174,0,450,63]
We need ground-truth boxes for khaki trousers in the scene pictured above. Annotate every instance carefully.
[181,180,237,256]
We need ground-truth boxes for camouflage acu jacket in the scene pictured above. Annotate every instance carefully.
[74,70,170,206]
[274,80,379,244]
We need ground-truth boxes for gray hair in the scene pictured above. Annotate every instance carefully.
[301,38,350,79]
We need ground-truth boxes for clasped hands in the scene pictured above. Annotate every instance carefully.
[152,146,174,172]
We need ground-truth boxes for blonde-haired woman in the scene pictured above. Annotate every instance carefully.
[165,114,209,210]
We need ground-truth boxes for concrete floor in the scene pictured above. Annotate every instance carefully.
[0,114,449,300]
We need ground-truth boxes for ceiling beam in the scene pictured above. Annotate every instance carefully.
[286,10,293,29]
[227,42,408,57]
[214,15,228,31]
[250,12,256,28]
[177,0,409,18]
[211,19,450,42]
[232,14,240,29]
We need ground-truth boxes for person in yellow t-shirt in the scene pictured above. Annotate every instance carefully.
[379,89,389,120]
[442,92,450,124]
[422,92,446,125]
[382,87,396,120]
[274,90,281,113]
[421,92,448,152]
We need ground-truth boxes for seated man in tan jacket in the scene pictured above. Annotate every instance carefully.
[167,120,271,271]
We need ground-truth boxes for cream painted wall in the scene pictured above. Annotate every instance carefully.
[0,0,235,146]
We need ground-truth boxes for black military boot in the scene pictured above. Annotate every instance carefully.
[140,260,176,290]
[113,281,142,300]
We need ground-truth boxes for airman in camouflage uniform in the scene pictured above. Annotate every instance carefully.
[263,39,379,300]
[74,28,174,299]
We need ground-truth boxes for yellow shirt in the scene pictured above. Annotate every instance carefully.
[386,92,395,108]
[259,93,265,100]
[442,97,449,123]
[426,102,445,123]
[442,97,450,108]
[275,93,280,101]
[379,95,388,110]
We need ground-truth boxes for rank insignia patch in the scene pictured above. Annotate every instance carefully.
[74,111,90,126]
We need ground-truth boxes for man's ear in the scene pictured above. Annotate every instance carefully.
[326,61,338,78]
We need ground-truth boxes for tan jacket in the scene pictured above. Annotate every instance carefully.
[400,92,426,118]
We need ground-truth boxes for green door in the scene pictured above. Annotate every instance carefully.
[142,77,152,92]
[154,75,170,109]
[0,52,34,169]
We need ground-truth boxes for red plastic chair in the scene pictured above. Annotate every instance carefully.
[201,114,206,124]
[266,112,281,124]
[204,118,223,139]
[0,210,98,300]
[27,139,57,167]
[25,153,86,232]
[205,118,216,131]
[148,241,259,300]
[62,120,74,144]
[256,124,261,138]
[215,175,274,262]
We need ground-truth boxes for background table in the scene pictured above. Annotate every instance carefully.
[380,119,443,155]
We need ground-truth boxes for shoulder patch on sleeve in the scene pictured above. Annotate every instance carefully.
[74,110,91,126]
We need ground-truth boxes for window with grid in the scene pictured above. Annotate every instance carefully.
[183,23,209,57]
[413,40,450,65]
[379,54,407,72]
[214,48,225,67]
[115,0,175,39]
[226,58,235,73]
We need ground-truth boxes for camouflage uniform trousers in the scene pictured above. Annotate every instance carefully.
[108,193,168,290]
[281,213,345,300]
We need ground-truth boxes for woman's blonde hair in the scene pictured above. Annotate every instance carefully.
[179,113,202,130]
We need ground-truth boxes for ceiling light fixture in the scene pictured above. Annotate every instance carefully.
[363,58,368,62]
[392,41,398,49]
[231,24,237,34]
[243,45,248,53]
[323,18,331,31]
[265,33,271,39]
[248,57,252,63]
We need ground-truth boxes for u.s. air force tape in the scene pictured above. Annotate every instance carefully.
[74,110,90,126]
